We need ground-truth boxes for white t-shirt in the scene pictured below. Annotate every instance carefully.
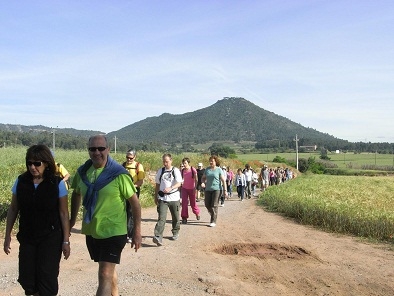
[244,169,252,181]
[155,166,182,201]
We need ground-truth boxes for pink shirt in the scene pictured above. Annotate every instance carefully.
[182,167,197,189]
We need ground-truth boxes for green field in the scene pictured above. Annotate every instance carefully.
[239,152,394,169]
[259,174,394,243]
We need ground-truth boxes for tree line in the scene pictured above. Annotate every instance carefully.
[1,130,393,155]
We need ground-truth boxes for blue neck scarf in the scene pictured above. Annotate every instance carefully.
[78,156,129,224]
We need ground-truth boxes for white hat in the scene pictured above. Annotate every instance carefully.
[222,166,226,169]
[198,163,203,167]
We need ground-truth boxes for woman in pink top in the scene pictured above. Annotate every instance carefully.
[180,157,200,224]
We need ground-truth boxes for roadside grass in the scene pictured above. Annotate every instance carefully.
[259,174,394,243]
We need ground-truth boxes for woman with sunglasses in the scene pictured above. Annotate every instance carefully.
[3,144,70,296]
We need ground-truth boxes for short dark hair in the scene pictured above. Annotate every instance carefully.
[25,144,56,177]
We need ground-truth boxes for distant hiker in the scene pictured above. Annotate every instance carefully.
[243,164,253,199]
[276,167,282,185]
[226,166,234,198]
[219,166,227,206]
[70,135,141,296]
[201,155,227,227]
[196,163,205,202]
[260,165,269,191]
[153,153,182,246]
[251,169,259,196]
[234,168,247,201]
[180,157,200,224]
[122,149,145,243]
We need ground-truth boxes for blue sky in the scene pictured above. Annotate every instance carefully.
[0,1,393,143]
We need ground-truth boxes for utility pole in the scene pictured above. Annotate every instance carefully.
[114,136,117,154]
[294,134,299,171]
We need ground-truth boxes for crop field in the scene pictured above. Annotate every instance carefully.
[259,174,394,242]
[239,152,394,170]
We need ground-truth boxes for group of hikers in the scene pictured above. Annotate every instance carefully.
[3,135,295,296]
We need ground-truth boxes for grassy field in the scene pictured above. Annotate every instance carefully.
[259,174,394,243]
[239,152,394,170]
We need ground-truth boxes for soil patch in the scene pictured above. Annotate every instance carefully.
[215,243,315,260]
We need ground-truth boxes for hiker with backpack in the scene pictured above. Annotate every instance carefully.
[52,151,71,189]
[122,149,145,243]
[180,157,200,224]
[196,163,205,202]
[153,153,182,246]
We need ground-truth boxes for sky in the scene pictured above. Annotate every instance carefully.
[0,0,393,143]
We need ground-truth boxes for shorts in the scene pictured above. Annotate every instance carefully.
[86,234,127,264]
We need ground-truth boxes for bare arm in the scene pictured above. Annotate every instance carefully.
[134,179,143,188]
[62,173,70,182]
[70,190,82,228]
[128,194,141,252]
[194,169,198,188]
[220,174,228,196]
[59,195,70,259]
[201,173,206,188]
[3,194,19,255]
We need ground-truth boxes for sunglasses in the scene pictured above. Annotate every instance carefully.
[88,147,107,152]
[27,161,43,167]
[126,157,134,160]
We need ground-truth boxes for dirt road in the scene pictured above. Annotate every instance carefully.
[1,191,393,296]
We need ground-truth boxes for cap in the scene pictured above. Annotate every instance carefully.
[222,166,226,169]
[198,163,203,167]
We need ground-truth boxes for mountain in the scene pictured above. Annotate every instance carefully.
[107,97,341,145]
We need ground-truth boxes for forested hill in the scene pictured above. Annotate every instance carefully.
[107,97,339,145]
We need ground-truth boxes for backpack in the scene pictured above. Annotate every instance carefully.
[181,166,195,179]
[122,161,140,182]
[159,167,176,182]
[56,163,70,188]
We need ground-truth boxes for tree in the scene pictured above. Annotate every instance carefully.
[209,143,235,158]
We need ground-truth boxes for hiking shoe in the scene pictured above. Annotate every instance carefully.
[153,236,163,246]
[182,219,187,224]
[171,234,179,240]
[209,222,216,227]
[196,215,201,221]
[220,204,224,207]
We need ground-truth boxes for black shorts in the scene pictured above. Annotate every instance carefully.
[86,235,127,264]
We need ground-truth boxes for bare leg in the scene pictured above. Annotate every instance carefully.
[112,269,119,296]
[96,261,116,296]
